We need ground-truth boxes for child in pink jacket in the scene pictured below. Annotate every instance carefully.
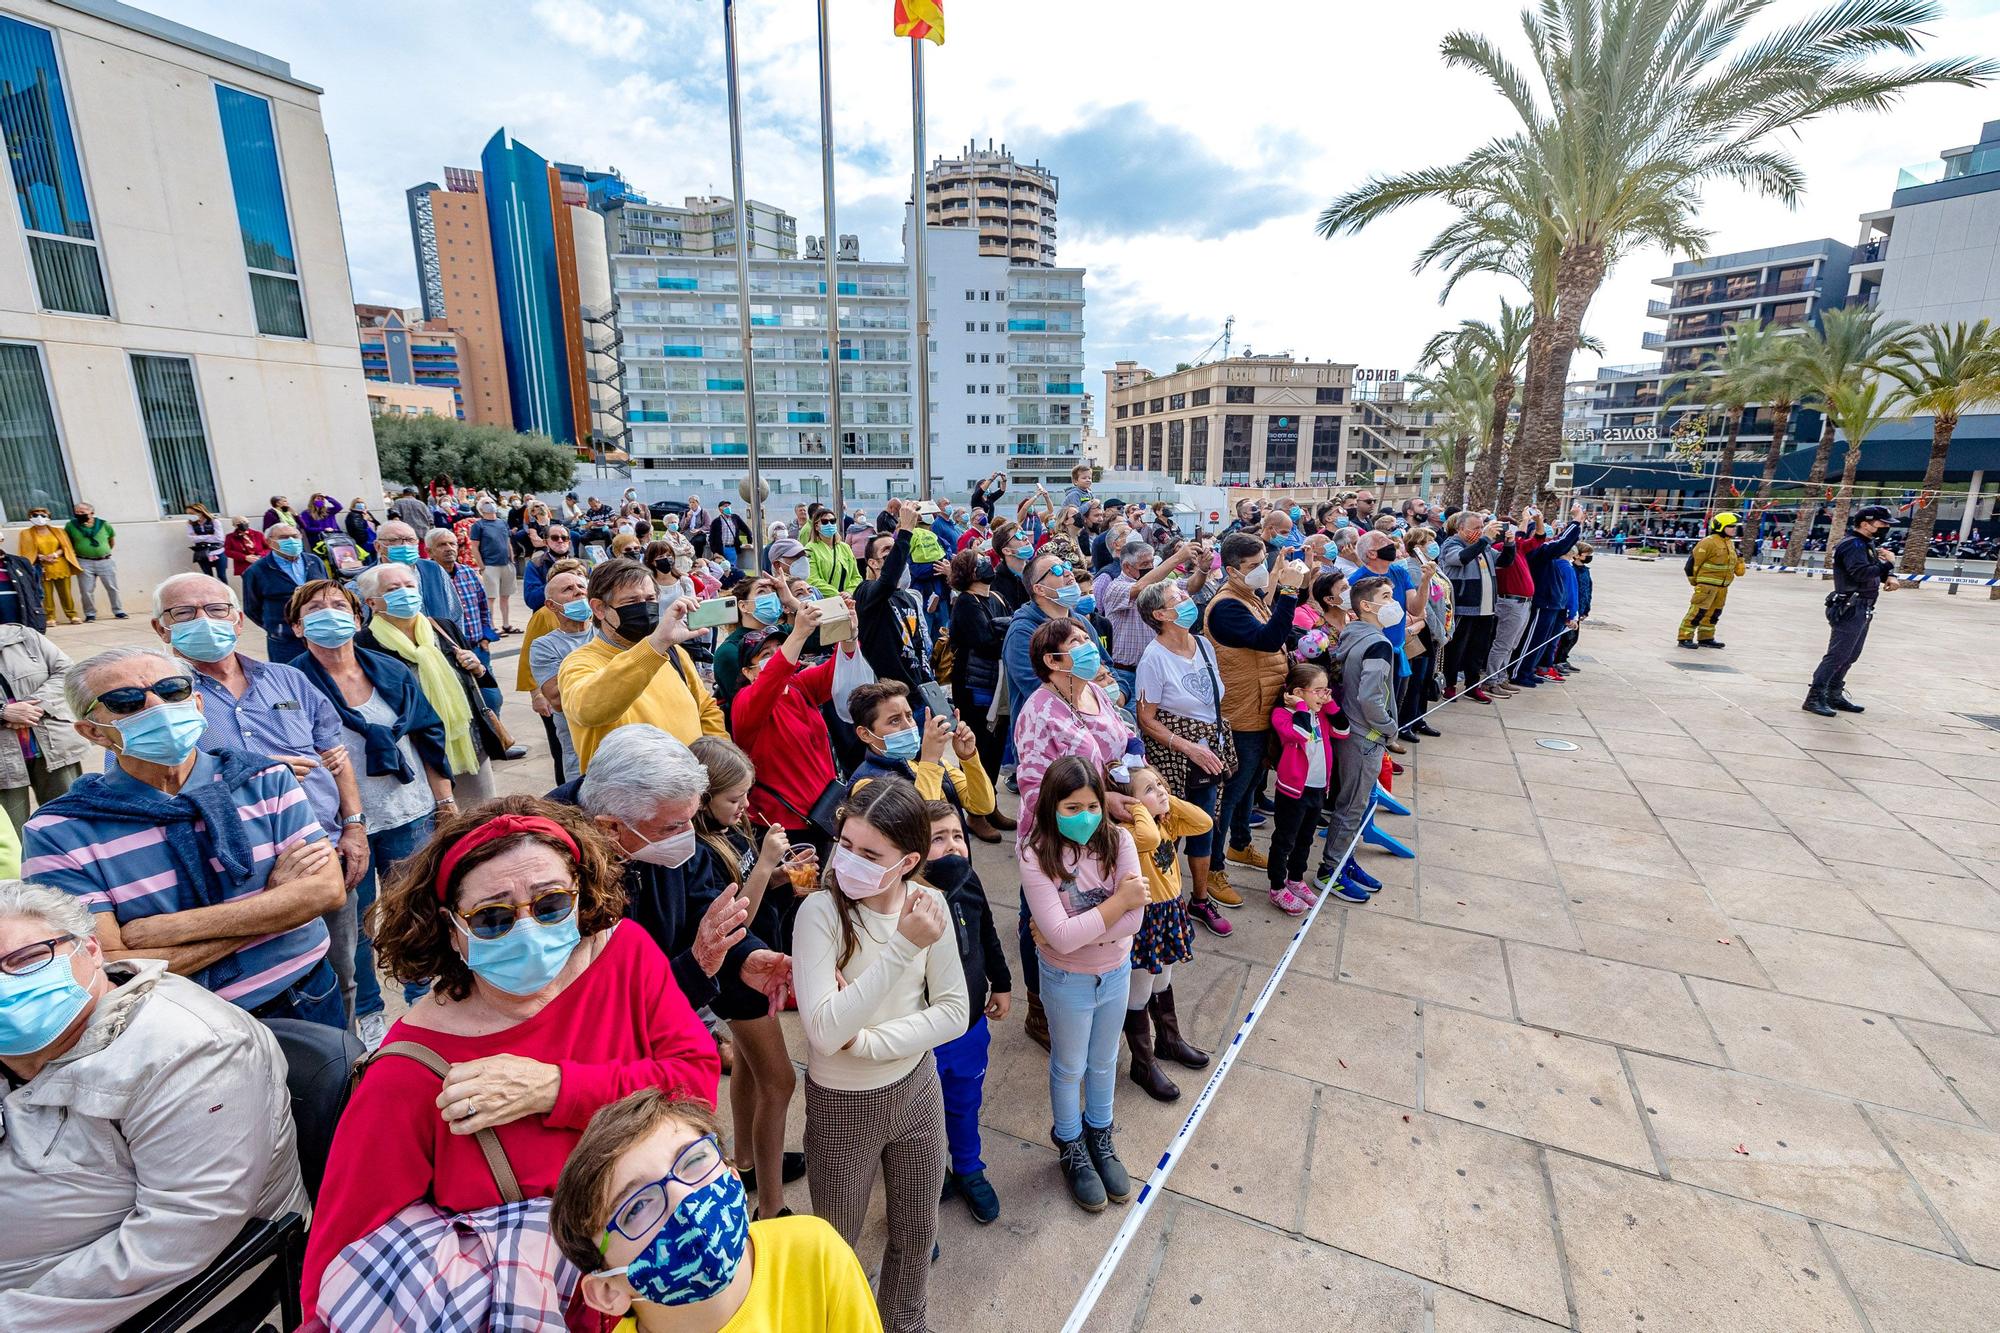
[1266,661,1349,915]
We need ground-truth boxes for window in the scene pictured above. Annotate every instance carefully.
[966,383,975,395]
[979,322,990,332]
[1225,385,1254,404]
[0,342,70,516]
[1316,387,1344,404]
[1148,421,1163,471]
[1189,416,1209,480]
[1169,393,1185,410]
[965,353,975,363]
[1191,387,1211,407]
[996,354,1005,364]
[980,291,990,300]
[0,17,109,315]
[1115,425,1127,468]
[215,85,305,337]
[1167,418,1184,474]
[130,355,218,514]
[1115,404,1127,420]
[1312,415,1342,474]
[966,414,976,424]
[965,321,976,333]
[1222,414,1253,476]
[1149,397,1163,413]
[965,289,975,300]
[980,353,989,363]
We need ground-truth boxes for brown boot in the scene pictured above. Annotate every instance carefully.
[1151,988,1209,1069]
[965,813,1002,844]
[1024,992,1051,1052]
[1124,1007,1180,1102]
[985,806,1017,832]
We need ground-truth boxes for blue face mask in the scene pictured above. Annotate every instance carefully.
[1056,809,1103,844]
[1289,507,1303,520]
[169,616,238,663]
[382,586,425,619]
[880,726,921,761]
[455,913,580,996]
[109,699,207,766]
[0,946,94,1057]
[1066,639,1102,679]
[1173,599,1200,629]
[613,1170,749,1308]
[818,522,838,539]
[275,538,303,558]
[301,607,357,648]
[561,597,592,623]
[386,543,419,565]
[752,592,782,625]
[1075,594,1096,615]
[1053,582,1081,609]
[1013,544,1035,562]
[1425,542,1440,560]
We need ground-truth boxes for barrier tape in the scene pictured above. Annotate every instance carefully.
[1057,623,1572,1332]
[1742,562,1999,586]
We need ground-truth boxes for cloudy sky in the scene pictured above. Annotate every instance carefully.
[150,0,2000,386]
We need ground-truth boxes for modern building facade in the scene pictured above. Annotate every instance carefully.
[924,140,1058,267]
[1851,119,2000,327]
[1107,357,1357,487]
[0,0,376,594]
[602,194,797,260]
[365,380,456,419]
[357,309,465,418]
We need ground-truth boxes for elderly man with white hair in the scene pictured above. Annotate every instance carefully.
[240,520,328,664]
[19,647,347,1025]
[467,497,518,633]
[371,517,458,623]
[0,881,307,1330]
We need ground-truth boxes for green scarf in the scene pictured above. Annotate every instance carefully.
[368,614,479,776]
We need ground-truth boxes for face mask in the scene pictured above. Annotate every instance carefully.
[1053,582,1080,609]
[718,507,731,518]
[386,543,419,564]
[1289,507,1302,521]
[1075,594,1096,615]
[71,511,88,523]
[275,538,303,558]
[1057,809,1103,844]
[789,558,811,580]
[664,519,680,532]
[383,586,426,619]
[1244,565,1271,592]
[108,699,206,766]
[617,523,635,537]
[974,558,995,583]
[612,600,661,641]
[1013,544,1035,562]
[28,514,48,527]
[1425,542,1440,559]
[560,597,592,622]
[751,592,783,625]
[832,845,898,899]
[169,616,238,663]
[1372,599,1406,628]
[454,913,580,996]
[301,607,357,648]
[925,854,973,893]
[896,565,912,591]
[1066,640,1102,679]
[819,522,838,539]
[0,946,94,1057]
[627,822,698,869]
[880,726,921,762]
[1173,599,1200,629]
[615,1169,749,1307]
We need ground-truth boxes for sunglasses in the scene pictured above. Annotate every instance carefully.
[94,676,196,717]
[452,886,579,940]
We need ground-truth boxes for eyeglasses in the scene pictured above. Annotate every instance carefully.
[0,934,76,977]
[597,1134,727,1257]
[452,886,579,941]
[158,603,236,626]
[94,676,196,717]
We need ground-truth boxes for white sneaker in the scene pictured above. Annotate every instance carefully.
[356,1012,388,1052]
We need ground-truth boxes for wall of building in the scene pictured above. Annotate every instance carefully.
[365,381,457,417]
[428,186,511,426]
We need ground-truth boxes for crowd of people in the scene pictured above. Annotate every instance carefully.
[0,465,1596,1333]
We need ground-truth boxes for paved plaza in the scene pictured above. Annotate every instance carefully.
[45,553,2000,1331]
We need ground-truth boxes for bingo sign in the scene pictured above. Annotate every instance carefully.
[1354,368,1401,384]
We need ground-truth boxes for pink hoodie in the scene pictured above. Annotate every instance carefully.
[1269,699,1350,798]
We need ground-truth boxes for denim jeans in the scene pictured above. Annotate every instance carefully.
[1181,772,1220,861]
[1210,727,1268,869]
[251,957,345,1029]
[1041,959,1132,1140]
[354,814,436,1019]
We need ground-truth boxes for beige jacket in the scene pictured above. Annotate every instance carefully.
[0,624,89,787]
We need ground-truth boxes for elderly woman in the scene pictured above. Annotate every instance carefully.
[0,621,86,831]
[352,562,502,806]
[1133,578,1235,938]
[288,579,455,1049]
[301,797,721,1313]
[0,882,306,1331]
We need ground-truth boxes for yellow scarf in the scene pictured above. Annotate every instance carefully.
[369,614,479,776]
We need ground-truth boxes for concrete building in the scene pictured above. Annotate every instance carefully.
[1107,356,1355,487]
[603,194,798,260]
[365,380,457,419]
[358,309,465,419]
[924,140,1058,267]
[0,0,376,597]
[1851,119,2000,326]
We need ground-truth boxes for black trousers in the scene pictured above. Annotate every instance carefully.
[541,713,566,785]
[1811,602,1874,691]
[1442,614,1496,693]
[1398,642,1434,729]
[1268,785,1329,888]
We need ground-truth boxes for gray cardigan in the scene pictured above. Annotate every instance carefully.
[0,623,89,788]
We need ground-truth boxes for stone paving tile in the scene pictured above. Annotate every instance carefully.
[1626,755,1749,791]
[1786,816,1969,875]
[1851,778,2000,823]
[1510,751,1635,794]
[1960,991,2000,1031]
[1422,1005,1656,1170]
[1412,784,1543,835]
[1430,1289,1572,1332]
[1732,923,1985,1029]
[1524,783,1667,833]
[1688,980,1971,1122]
[1869,1108,2000,1266]
[1753,782,1913,829]
[1820,753,1967,789]
[1882,917,2000,996]
[1840,867,2000,932]
[1714,750,1853,790]
[1819,1225,2000,1333]
[1556,863,1732,939]
[1245,973,1421,1108]
[1413,820,1557,885]
[1699,868,1900,944]
[1547,1153,1870,1333]
[1896,746,2000,782]
[1635,779,1786,829]
[1507,940,1725,1063]
[1625,1052,1945,1248]
[1572,919,1768,987]
[1506,731,1615,764]
[1899,813,2000,863]
[1773,724,1911,759]
[1320,912,1514,1018]
[1580,705,1684,736]
[1950,774,2000,807]
[1665,818,1829,878]
[1419,869,1582,950]
[1896,1019,2000,1127]
[1175,1061,1314,1229]
[1302,1088,1572,1324]
[1542,817,1694,880]
[1597,727,1714,762]
[1414,755,1528,797]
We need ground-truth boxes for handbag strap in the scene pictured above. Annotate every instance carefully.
[1193,637,1225,725]
[752,781,811,827]
[365,1040,524,1204]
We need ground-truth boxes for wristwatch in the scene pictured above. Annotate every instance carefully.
[340,814,366,829]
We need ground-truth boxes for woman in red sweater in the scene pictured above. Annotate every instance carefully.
[301,797,720,1318]
[728,601,842,854]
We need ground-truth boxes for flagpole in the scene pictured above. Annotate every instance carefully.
[723,0,763,569]
[908,36,932,500]
[817,0,843,509]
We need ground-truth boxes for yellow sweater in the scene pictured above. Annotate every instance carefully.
[1124,795,1213,904]
[851,754,997,816]
[557,634,725,771]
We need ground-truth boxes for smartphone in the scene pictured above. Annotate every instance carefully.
[685,597,738,630]
[919,680,956,727]
[811,596,853,643]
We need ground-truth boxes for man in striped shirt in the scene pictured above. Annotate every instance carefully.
[20,647,348,1026]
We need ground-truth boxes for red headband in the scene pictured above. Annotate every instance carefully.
[435,814,580,901]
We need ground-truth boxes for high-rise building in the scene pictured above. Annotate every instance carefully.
[924,140,1059,267]
[1851,119,2000,327]
[0,0,376,594]
[602,195,798,259]
[358,308,466,419]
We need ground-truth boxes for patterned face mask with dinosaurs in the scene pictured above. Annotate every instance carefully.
[595,1141,749,1307]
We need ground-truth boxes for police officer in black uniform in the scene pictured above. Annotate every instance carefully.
[1803,504,1902,716]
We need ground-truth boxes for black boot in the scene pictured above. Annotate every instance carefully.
[1827,687,1865,713]
[1150,988,1210,1070]
[1123,1008,1180,1102]
[1801,688,1837,717]
[1083,1124,1132,1204]
[1052,1129,1106,1212]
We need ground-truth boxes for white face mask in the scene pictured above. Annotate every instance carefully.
[1243,564,1270,592]
[1371,599,1405,628]
[832,846,899,900]
[627,822,697,868]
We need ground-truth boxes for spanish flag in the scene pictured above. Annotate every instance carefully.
[895,0,943,44]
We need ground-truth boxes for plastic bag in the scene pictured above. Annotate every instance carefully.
[830,641,876,723]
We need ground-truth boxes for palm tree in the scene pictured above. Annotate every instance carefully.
[1881,321,2000,572]
[1784,307,1914,561]
[1317,0,1992,511]
[1747,340,1807,561]
[1409,347,1496,506]
[1423,300,1533,510]
[1823,377,1909,539]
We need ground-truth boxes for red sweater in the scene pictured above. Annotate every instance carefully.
[1495,533,1540,598]
[731,649,839,830]
[301,920,720,1314]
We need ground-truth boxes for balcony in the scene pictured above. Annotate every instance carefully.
[1646,299,1669,318]
[1856,237,1889,265]
[1641,331,1664,350]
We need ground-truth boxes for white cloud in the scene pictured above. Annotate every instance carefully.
[530,0,648,60]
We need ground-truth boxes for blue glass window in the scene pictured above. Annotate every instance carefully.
[215,85,305,338]
[0,17,107,315]
[130,354,219,515]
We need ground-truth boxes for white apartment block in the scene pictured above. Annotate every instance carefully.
[0,0,377,596]
[606,195,798,260]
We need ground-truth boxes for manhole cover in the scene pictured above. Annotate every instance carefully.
[1670,660,1740,673]
[1955,713,2000,733]
[1535,738,1581,751]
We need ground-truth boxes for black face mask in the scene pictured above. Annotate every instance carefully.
[973,558,995,583]
[609,600,660,641]
[925,854,973,894]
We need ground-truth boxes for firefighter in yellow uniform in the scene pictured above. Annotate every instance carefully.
[1678,512,1746,649]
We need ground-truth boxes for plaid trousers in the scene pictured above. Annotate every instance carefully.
[805,1053,945,1333]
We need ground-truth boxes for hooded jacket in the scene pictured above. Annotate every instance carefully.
[1333,617,1397,744]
